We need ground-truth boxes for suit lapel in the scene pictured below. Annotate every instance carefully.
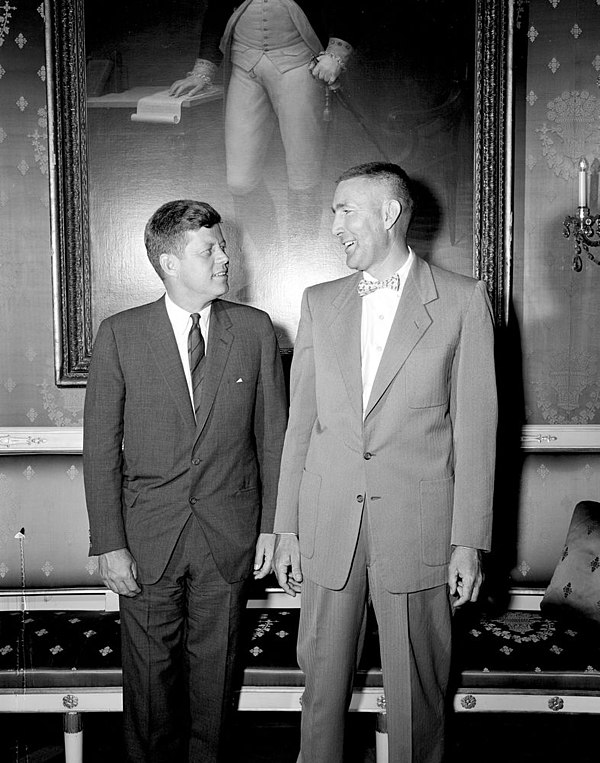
[193,299,233,442]
[328,275,363,420]
[146,297,196,430]
[364,257,437,418]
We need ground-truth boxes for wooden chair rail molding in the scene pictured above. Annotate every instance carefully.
[1,426,600,455]
[0,427,82,454]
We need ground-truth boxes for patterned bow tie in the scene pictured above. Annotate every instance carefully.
[357,273,401,297]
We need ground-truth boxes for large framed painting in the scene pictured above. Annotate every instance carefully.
[45,0,510,386]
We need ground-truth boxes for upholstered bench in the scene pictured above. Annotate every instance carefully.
[450,499,600,716]
[3,587,600,763]
[0,588,390,763]
[453,594,600,714]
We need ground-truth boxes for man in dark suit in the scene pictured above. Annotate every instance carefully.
[273,163,497,761]
[83,199,288,762]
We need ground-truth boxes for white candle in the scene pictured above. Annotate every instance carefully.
[579,157,588,207]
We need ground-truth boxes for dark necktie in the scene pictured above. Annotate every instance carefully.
[188,313,205,418]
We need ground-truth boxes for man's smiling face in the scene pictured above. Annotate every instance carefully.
[174,224,229,305]
[331,177,390,274]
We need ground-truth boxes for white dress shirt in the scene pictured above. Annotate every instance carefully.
[361,250,414,414]
[165,294,212,406]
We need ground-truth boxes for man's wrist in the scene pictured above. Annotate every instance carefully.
[326,37,353,66]
[187,58,218,85]
[451,545,482,557]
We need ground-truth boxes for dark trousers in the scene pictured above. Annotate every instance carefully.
[119,515,248,763]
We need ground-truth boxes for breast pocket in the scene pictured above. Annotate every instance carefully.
[223,374,256,405]
[406,346,452,408]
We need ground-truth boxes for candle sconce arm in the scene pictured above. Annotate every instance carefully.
[563,206,600,272]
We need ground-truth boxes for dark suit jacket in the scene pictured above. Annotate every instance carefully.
[83,296,288,585]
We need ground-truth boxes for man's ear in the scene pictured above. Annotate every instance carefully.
[383,199,402,230]
[159,252,178,279]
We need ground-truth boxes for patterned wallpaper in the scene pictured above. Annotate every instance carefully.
[0,3,91,586]
[0,1,84,427]
[513,0,600,424]
[510,453,600,585]
[0,455,100,586]
[1,448,598,589]
[1,1,600,592]
[4,4,600,429]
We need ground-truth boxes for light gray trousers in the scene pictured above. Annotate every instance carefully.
[297,508,452,763]
[225,55,326,195]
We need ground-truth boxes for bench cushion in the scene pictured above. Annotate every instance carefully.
[2,606,600,694]
[541,500,600,630]
[0,611,122,688]
[0,607,383,690]
[454,607,600,691]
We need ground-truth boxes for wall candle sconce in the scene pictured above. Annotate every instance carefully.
[563,157,600,272]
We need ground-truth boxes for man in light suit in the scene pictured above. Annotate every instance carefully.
[83,199,287,762]
[273,163,497,762]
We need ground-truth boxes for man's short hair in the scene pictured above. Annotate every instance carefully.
[144,199,222,280]
[336,162,415,218]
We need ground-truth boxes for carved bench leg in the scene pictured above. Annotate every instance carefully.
[63,711,83,763]
[375,712,388,763]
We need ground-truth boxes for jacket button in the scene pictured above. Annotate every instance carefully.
[363,452,373,460]
[192,458,200,466]
[356,495,364,503]
[189,497,197,505]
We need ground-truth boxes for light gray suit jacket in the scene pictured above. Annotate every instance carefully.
[274,256,497,593]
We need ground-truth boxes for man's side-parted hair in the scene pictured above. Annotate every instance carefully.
[144,199,222,280]
[336,162,415,219]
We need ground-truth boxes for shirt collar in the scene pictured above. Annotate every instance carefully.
[362,248,414,283]
[164,293,212,337]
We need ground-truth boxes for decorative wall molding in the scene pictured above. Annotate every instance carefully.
[1,425,598,455]
[520,425,600,451]
[0,427,83,453]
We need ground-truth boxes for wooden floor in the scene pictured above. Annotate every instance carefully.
[1,711,599,762]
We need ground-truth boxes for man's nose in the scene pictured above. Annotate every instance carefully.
[216,246,229,264]
[331,213,343,237]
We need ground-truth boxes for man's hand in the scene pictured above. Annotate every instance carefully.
[169,75,208,98]
[253,533,276,579]
[98,548,141,597]
[309,53,343,86]
[273,534,303,597]
[448,545,482,609]
[169,59,217,98]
